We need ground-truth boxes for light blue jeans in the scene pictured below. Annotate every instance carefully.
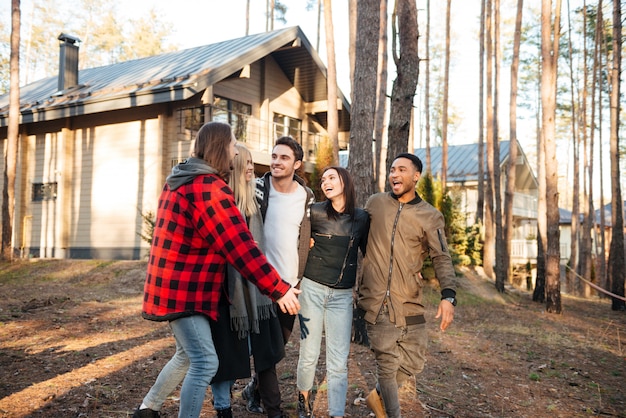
[210,379,234,410]
[142,315,219,418]
[296,277,353,417]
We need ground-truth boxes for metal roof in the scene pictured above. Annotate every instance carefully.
[414,141,537,186]
[0,26,350,130]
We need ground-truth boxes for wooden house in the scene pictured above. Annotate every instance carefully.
[0,27,351,259]
[414,141,539,265]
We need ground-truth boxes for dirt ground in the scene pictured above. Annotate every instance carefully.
[0,259,624,418]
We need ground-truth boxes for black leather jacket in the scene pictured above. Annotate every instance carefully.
[303,202,369,289]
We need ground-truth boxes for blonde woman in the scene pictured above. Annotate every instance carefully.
[210,143,286,418]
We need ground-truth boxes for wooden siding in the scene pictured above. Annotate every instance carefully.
[16,116,162,259]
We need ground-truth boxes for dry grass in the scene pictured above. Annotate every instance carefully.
[0,260,624,417]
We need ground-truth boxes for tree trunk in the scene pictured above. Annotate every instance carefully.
[348,0,356,100]
[323,0,340,164]
[541,0,562,314]
[503,0,523,293]
[441,0,451,188]
[565,0,579,296]
[596,1,607,292]
[373,0,388,191]
[385,0,419,183]
[579,2,594,298]
[608,0,625,311]
[493,0,505,292]
[477,0,486,224]
[316,0,322,51]
[246,0,251,36]
[348,0,378,207]
[2,0,20,261]
[483,0,495,279]
[534,59,546,303]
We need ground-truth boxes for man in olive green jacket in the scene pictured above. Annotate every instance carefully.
[358,153,457,418]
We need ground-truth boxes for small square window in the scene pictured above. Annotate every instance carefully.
[32,182,57,201]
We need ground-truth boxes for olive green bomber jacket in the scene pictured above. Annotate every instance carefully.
[357,192,457,327]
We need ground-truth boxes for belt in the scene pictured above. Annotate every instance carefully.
[380,299,425,325]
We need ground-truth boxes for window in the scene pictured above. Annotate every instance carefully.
[274,113,302,142]
[178,106,205,140]
[212,96,252,141]
[32,183,57,201]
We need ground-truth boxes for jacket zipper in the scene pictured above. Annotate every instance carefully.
[381,203,403,318]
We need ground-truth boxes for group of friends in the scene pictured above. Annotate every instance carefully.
[132,121,457,418]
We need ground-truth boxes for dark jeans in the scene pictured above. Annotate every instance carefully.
[257,309,296,417]
[277,308,296,344]
[257,365,281,417]
[366,311,428,418]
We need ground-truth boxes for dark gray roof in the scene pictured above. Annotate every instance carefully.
[0,26,350,130]
[595,201,626,228]
[414,141,514,183]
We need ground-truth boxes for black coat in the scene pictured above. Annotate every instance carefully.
[210,289,285,383]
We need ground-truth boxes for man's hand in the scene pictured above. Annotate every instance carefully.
[276,287,302,315]
[435,299,455,331]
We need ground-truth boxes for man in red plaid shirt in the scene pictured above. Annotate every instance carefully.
[133,122,300,418]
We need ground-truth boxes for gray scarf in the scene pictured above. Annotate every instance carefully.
[227,209,275,339]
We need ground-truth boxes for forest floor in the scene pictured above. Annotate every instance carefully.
[0,259,624,418]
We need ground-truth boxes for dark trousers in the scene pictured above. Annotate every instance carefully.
[277,308,297,344]
[257,309,296,417]
[257,365,281,417]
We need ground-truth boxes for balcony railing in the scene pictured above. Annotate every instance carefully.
[511,239,571,263]
[209,110,326,164]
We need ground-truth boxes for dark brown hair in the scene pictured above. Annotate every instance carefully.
[193,121,234,180]
[321,166,356,219]
[275,136,304,162]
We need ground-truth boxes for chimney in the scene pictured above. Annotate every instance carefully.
[58,33,81,91]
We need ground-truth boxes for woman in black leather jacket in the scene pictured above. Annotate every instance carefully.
[295,166,369,418]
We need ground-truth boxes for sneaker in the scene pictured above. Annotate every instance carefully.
[365,389,385,418]
[241,377,264,414]
[132,406,160,418]
[297,392,313,418]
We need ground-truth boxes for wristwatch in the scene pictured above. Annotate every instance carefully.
[442,297,457,306]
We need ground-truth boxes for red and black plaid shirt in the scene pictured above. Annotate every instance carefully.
[142,174,290,321]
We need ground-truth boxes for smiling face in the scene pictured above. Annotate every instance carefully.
[389,157,421,203]
[270,144,301,181]
[321,168,344,202]
[244,156,254,182]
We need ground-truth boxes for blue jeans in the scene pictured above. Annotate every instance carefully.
[142,315,219,418]
[366,311,427,418]
[296,278,353,417]
[210,379,234,410]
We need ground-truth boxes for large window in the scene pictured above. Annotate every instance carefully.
[178,106,205,140]
[273,113,302,142]
[212,96,252,141]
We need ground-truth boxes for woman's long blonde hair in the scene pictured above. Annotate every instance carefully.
[229,143,258,217]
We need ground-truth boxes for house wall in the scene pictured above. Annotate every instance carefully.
[13,108,164,260]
